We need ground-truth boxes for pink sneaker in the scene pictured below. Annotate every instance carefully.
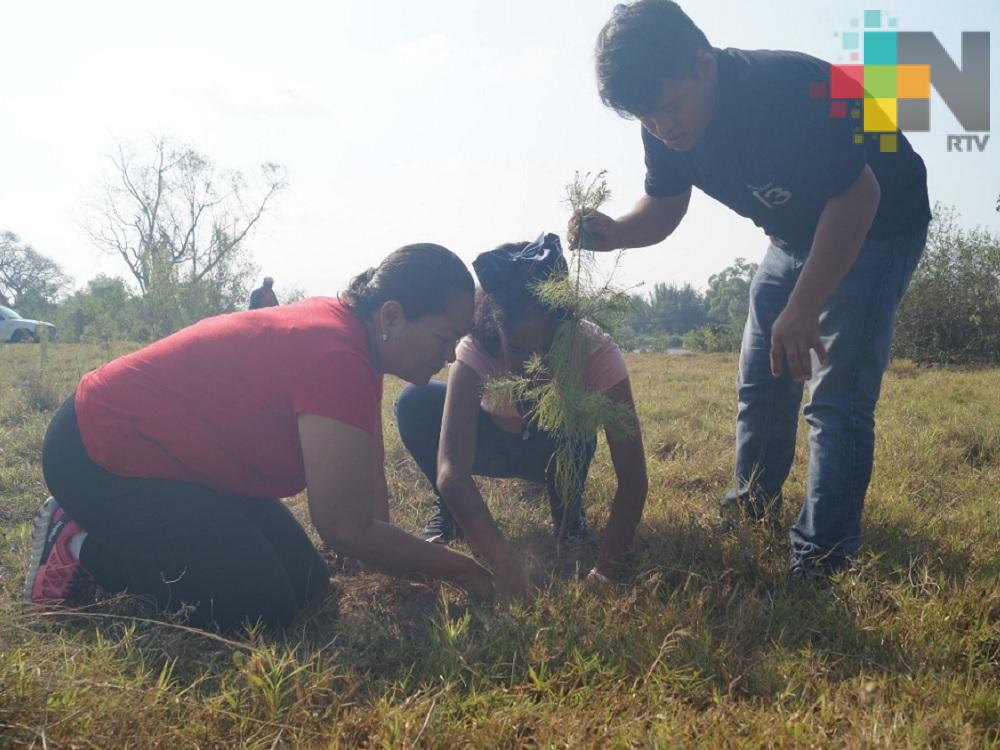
[24,497,95,608]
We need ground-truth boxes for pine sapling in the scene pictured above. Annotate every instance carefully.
[487,171,637,544]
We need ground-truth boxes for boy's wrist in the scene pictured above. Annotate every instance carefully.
[785,291,822,318]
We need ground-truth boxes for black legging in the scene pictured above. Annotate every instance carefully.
[42,393,329,631]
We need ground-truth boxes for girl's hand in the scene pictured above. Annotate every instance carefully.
[455,560,495,600]
[491,552,532,603]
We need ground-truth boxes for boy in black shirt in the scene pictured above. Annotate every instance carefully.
[571,0,930,579]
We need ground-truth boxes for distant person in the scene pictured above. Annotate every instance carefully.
[395,234,648,599]
[571,0,930,580]
[25,244,492,631]
[248,276,279,309]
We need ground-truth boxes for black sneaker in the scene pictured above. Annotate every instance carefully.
[787,556,848,590]
[787,562,830,589]
[420,501,463,544]
[789,552,848,581]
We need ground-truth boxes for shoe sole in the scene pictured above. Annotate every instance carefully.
[421,532,460,545]
[23,496,59,602]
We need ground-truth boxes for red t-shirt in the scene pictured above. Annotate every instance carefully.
[75,298,383,499]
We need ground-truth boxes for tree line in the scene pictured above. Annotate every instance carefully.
[2,136,286,347]
[3,137,998,365]
[619,204,1000,364]
[618,258,756,353]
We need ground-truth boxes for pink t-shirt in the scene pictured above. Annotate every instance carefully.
[454,320,629,433]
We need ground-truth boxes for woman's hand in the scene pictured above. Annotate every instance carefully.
[300,414,498,595]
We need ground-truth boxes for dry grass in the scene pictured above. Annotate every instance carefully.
[1,343,998,748]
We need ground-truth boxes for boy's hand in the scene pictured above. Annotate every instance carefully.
[568,210,621,252]
[770,301,828,382]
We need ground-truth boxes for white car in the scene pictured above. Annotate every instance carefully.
[0,306,56,343]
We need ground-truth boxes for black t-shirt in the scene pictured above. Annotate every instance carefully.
[643,47,931,254]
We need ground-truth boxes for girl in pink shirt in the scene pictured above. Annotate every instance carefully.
[395,233,648,600]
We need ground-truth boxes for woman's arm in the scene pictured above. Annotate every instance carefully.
[437,361,531,600]
[298,413,492,597]
[593,376,649,578]
[371,406,390,523]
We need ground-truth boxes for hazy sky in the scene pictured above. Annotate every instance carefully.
[1,0,998,299]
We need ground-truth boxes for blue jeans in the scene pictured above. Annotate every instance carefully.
[725,225,928,570]
[394,381,596,534]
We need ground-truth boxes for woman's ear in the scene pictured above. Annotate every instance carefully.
[378,300,407,341]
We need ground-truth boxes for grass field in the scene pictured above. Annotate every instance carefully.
[1,342,998,748]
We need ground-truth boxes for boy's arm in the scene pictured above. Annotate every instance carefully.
[770,164,881,383]
[568,191,691,252]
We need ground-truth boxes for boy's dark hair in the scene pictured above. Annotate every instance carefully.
[595,0,711,117]
[471,242,568,357]
[341,243,473,320]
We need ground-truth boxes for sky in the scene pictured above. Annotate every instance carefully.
[1,0,998,299]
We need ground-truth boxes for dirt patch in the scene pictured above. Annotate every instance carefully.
[653,438,681,461]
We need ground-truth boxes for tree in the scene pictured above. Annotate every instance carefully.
[706,258,757,328]
[85,136,286,334]
[893,204,1000,364]
[53,275,139,347]
[685,258,758,353]
[0,231,70,315]
[620,281,707,350]
[638,282,707,334]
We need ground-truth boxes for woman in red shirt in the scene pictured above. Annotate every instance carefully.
[25,243,493,631]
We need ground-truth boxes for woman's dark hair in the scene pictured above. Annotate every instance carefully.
[471,242,568,357]
[595,0,711,118]
[341,243,474,320]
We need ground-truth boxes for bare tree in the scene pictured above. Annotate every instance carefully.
[0,231,70,310]
[85,136,287,299]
